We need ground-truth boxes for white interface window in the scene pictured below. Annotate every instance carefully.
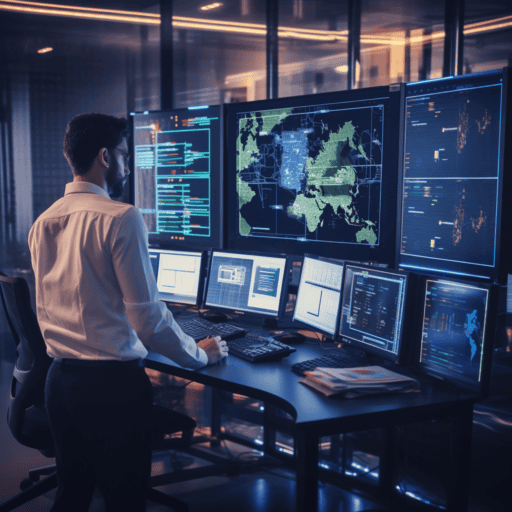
[153,250,201,304]
[206,252,287,315]
[293,257,343,335]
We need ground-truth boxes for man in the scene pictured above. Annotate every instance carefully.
[28,112,228,512]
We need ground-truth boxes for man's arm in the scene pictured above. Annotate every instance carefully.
[110,207,227,368]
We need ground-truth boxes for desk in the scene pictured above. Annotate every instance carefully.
[145,341,476,512]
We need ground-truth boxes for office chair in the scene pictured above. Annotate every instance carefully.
[0,272,196,512]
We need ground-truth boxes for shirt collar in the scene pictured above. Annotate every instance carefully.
[65,181,110,199]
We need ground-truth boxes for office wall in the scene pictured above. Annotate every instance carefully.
[0,7,152,262]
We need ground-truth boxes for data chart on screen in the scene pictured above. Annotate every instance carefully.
[293,256,344,336]
[400,70,505,277]
[338,265,408,359]
[132,107,222,248]
[148,248,202,304]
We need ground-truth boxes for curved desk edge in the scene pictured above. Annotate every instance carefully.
[144,351,299,422]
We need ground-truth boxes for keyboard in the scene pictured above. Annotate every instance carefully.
[291,352,364,376]
[179,317,247,342]
[227,335,296,362]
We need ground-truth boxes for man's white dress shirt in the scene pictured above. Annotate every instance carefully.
[28,181,208,369]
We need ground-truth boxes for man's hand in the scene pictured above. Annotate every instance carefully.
[197,336,229,365]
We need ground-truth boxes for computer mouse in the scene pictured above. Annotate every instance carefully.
[201,310,229,323]
[273,331,307,344]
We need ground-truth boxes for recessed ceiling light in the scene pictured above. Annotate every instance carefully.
[37,47,53,54]
[335,65,348,73]
[200,3,223,11]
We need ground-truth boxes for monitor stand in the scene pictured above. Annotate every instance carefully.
[263,318,278,330]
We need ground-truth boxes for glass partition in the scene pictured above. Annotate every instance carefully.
[173,0,267,106]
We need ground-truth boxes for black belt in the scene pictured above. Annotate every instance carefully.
[53,358,143,368]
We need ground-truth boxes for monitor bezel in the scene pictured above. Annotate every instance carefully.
[148,247,207,308]
[410,275,498,398]
[335,262,412,365]
[202,249,291,321]
[396,67,512,284]
[128,105,224,252]
[292,253,345,339]
[225,84,403,265]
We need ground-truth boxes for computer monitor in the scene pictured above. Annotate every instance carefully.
[293,254,344,338]
[148,248,204,306]
[225,84,403,265]
[413,277,498,396]
[337,263,410,363]
[204,250,289,320]
[398,68,512,282]
[130,106,223,250]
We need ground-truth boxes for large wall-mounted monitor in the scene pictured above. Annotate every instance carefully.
[337,263,410,364]
[204,250,289,320]
[148,248,205,306]
[131,106,223,250]
[293,254,344,338]
[398,68,511,282]
[413,276,498,396]
[225,85,403,264]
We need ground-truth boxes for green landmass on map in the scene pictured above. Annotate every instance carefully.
[237,113,260,172]
[356,225,377,245]
[238,113,258,141]
[260,108,293,134]
[286,121,360,232]
[237,111,377,243]
[237,173,256,236]
[284,120,376,242]
[238,134,259,172]
[287,194,324,233]
[318,186,353,213]
[240,215,252,236]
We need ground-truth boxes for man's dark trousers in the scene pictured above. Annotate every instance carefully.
[45,359,153,512]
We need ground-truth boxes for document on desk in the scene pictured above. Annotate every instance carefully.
[300,366,420,398]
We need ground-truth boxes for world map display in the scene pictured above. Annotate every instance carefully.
[236,102,385,246]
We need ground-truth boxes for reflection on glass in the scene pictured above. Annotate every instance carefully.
[360,0,446,87]
[463,1,512,74]
[173,0,267,106]
[278,0,349,97]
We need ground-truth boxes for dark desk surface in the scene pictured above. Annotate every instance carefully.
[146,339,477,436]
[146,313,477,512]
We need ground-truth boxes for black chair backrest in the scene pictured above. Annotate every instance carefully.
[0,271,52,447]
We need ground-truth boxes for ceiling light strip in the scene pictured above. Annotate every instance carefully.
[0,0,510,42]
[0,0,159,17]
[0,4,159,23]
[464,20,512,35]
[465,15,512,29]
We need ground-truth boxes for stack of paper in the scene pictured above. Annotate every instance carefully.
[300,366,420,398]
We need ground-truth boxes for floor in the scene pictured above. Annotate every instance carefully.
[1,310,511,512]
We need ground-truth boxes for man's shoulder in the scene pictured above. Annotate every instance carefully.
[35,194,136,223]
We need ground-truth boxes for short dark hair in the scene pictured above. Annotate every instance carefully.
[63,113,129,176]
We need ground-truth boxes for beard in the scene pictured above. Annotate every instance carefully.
[106,165,127,200]
[108,179,126,199]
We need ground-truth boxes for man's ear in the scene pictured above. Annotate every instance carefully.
[99,147,110,168]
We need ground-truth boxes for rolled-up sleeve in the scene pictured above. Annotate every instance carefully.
[111,207,208,369]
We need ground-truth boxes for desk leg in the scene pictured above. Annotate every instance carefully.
[263,403,277,455]
[295,430,319,512]
[379,425,396,502]
[210,388,223,447]
[447,405,473,512]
